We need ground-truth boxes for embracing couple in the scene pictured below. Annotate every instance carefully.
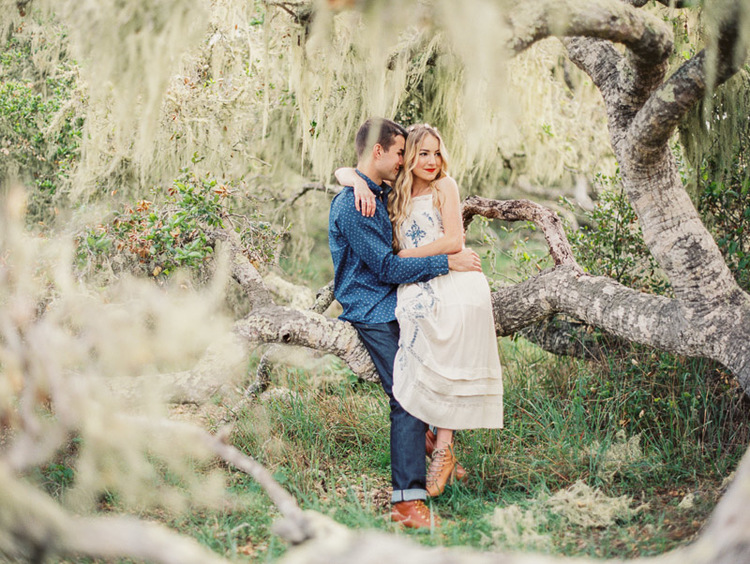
[328,118,503,529]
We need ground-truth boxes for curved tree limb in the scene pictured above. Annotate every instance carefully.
[628,7,748,163]
[551,2,750,311]
[507,0,672,63]
[562,37,623,103]
[208,226,273,310]
[234,305,377,382]
[462,196,581,270]
[489,264,750,391]
[619,150,742,308]
[245,280,337,397]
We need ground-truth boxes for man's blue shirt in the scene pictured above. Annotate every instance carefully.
[329,170,449,323]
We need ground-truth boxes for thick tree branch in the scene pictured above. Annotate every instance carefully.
[208,226,273,309]
[488,266,681,343]
[234,305,377,382]
[563,37,622,103]
[507,0,672,63]
[246,280,336,398]
[628,10,748,162]
[488,264,750,392]
[619,148,743,308]
[462,196,581,270]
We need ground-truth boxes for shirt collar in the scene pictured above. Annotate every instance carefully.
[356,169,391,199]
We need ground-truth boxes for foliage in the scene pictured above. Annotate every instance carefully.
[678,69,750,292]
[460,214,552,290]
[0,35,82,225]
[76,166,283,281]
[566,173,671,295]
[697,161,750,291]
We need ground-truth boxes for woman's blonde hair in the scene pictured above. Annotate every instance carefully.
[388,124,450,250]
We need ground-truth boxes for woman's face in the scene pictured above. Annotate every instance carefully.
[411,134,442,184]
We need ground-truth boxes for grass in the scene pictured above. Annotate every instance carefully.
[168,338,746,562]
[47,214,748,561]
[48,335,747,563]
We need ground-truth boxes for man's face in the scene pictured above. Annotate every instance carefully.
[375,135,405,182]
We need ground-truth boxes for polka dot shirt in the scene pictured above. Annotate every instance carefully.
[328,170,449,324]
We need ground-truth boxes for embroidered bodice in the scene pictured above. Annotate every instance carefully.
[399,195,443,250]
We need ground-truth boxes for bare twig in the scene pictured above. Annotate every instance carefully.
[202,430,315,543]
[283,182,342,208]
[310,280,335,315]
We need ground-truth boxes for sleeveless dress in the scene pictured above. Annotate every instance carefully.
[392,195,504,430]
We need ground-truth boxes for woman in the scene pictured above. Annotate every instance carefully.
[336,124,503,497]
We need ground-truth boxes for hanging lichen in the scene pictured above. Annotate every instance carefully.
[286,0,614,193]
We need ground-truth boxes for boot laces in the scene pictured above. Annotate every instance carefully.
[413,500,430,519]
[427,446,452,486]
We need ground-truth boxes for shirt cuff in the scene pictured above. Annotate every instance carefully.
[436,254,449,275]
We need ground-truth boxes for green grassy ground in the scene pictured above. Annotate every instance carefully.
[158,335,747,562]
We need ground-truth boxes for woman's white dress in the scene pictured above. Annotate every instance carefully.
[393,195,504,430]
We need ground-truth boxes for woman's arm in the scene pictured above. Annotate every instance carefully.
[398,176,465,258]
[334,167,377,217]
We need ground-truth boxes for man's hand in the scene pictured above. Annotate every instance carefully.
[447,248,482,272]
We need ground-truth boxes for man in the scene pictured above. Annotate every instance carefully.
[328,117,482,529]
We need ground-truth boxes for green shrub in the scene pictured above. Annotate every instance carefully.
[0,36,82,226]
[696,159,750,292]
[76,166,283,281]
[565,172,670,295]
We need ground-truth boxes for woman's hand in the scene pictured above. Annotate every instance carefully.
[353,177,377,217]
[334,167,377,217]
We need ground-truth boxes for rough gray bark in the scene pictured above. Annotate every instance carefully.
[462,196,581,269]
[234,305,377,382]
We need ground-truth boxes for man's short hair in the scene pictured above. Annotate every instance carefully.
[355,118,407,160]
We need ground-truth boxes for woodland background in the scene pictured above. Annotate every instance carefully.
[1,0,750,562]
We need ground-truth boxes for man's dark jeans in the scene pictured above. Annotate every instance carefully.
[352,320,427,503]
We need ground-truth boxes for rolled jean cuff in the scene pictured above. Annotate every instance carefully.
[392,488,427,503]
